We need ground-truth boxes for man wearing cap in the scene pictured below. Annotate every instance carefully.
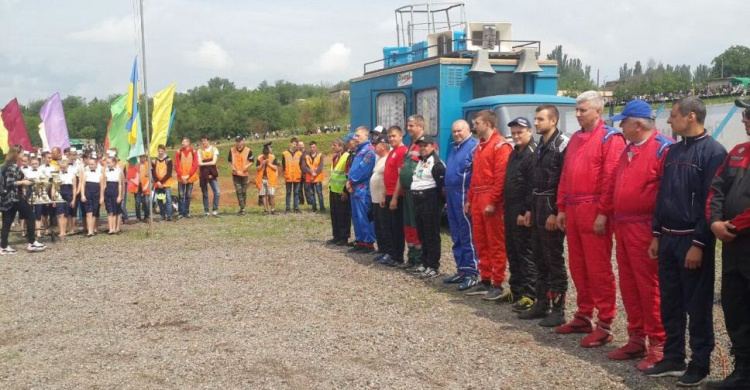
[463,110,513,300]
[443,120,480,290]
[555,91,625,347]
[326,137,352,246]
[518,105,569,327]
[347,127,377,253]
[503,116,537,311]
[645,97,726,386]
[228,135,254,215]
[389,115,426,269]
[605,100,674,370]
[377,126,408,266]
[705,99,750,389]
[409,134,446,278]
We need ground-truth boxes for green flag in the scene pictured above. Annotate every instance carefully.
[107,94,131,162]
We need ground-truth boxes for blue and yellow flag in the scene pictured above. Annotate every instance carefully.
[125,57,139,145]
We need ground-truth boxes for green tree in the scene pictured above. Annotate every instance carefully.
[546,45,596,95]
[711,45,750,78]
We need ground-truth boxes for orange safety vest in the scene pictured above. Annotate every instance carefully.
[282,149,302,182]
[126,165,139,194]
[139,162,151,195]
[305,153,324,183]
[255,154,278,190]
[231,146,251,177]
[155,158,175,188]
[176,149,198,183]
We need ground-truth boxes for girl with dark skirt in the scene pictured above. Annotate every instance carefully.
[80,155,104,237]
[103,156,124,234]
[55,158,78,238]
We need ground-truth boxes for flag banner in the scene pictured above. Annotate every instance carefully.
[1,98,33,152]
[125,57,139,145]
[127,112,144,163]
[0,115,9,154]
[150,83,176,157]
[37,122,50,151]
[107,94,131,162]
[167,108,176,141]
[39,92,71,150]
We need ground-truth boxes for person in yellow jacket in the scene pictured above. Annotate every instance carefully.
[228,135,254,215]
[281,137,302,213]
[326,137,352,246]
[303,141,326,212]
[256,142,278,215]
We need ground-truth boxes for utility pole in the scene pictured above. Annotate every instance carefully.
[139,0,154,236]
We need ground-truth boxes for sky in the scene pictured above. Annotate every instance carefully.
[2,0,749,105]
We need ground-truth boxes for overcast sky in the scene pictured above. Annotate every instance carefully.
[2,0,748,105]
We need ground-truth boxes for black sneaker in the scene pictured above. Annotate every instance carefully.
[419,267,439,279]
[382,259,402,268]
[335,240,349,247]
[483,287,505,301]
[457,275,479,291]
[443,272,465,284]
[465,283,491,296]
[347,246,363,253]
[409,265,427,274]
[397,262,415,270]
[676,364,708,387]
[325,238,338,245]
[645,359,687,378]
[359,246,375,254]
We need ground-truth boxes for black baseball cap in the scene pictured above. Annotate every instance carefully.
[415,134,435,145]
[508,116,532,128]
[372,133,387,144]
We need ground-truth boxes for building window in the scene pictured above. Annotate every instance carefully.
[415,89,439,136]
[376,92,406,130]
[473,73,525,98]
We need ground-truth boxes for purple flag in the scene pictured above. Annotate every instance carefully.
[39,93,70,150]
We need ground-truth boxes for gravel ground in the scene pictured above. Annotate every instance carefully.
[0,212,731,389]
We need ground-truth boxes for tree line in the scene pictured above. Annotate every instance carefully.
[17,78,351,147]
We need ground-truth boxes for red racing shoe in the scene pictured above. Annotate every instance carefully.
[580,322,614,348]
[607,335,646,360]
[555,313,594,334]
[637,342,664,372]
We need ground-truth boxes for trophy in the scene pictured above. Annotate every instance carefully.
[50,170,64,202]
[30,174,52,204]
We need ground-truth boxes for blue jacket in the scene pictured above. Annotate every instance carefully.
[445,136,479,192]
[348,141,376,187]
[653,131,727,248]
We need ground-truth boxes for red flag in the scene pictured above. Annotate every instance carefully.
[1,99,33,152]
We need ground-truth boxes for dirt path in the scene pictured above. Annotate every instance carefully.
[0,213,729,389]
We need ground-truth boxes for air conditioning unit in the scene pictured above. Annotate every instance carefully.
[466,22,513,53]
[427,31,453,57]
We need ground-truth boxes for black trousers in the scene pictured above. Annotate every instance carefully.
[372,202,388,252]
[658,233,715,370]
[329,190,351,242]
[1,200,35,247]
[531,195,567,296]
[505,201,536,298]
[721,238,750,360]
[382,195,405,262]
[414,191,441,270]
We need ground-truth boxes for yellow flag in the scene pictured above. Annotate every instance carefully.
[0,116,9,154]
[150,83,176,157]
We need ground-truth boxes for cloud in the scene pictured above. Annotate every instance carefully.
[187,41,232,70]
[67,17,135,43]
[311,43,351,75]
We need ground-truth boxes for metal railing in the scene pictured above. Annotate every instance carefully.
[362,38,542,74]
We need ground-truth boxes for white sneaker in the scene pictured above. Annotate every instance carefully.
[26,244,45,252]
[32,241,46,248]
[1,246,17,255]
[211,211,219,217]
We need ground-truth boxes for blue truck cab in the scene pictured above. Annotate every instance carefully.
[349,4,578,159]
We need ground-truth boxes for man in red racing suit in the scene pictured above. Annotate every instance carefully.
[556,91,626,348]
[606,99,673,370]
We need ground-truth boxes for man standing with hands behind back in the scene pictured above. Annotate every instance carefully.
[645,97,726,387]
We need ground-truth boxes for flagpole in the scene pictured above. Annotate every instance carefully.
[139,0,154,236]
